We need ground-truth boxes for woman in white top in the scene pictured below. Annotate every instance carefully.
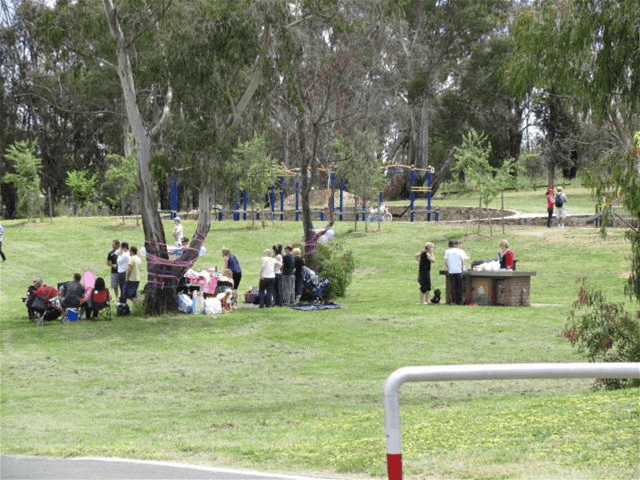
[259,249,281,308]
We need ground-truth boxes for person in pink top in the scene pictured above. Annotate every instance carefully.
[546,187,555,228]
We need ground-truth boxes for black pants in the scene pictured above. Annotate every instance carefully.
[547,208,553,228]
[448,273,463,305]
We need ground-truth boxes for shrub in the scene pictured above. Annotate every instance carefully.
[316,242,355,300]
[562,277,640,390]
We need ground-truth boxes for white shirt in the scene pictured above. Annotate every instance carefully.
[274,254,283,275]
[173,223,183,245]
[117,251,130,273]
[444,248,466,274]
[260,256,276,279]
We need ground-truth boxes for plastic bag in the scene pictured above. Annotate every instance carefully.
[177,293,192,313]
[204,297,222,314]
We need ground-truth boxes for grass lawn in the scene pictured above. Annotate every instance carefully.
[1,197,639,479]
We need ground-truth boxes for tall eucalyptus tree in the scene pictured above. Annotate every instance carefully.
[103,0,295,313]
[271,0,395,267]
[396,0,513,188]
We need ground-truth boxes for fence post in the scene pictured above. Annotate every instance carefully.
[384,362,640,480]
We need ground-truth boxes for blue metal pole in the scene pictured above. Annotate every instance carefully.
[170,175,178,219]
[270,186,275,220]
[243,189,248,221]
[233,190,240,221]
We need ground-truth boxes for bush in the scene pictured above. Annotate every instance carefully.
[562,277,640,390]
[316,242,355,300]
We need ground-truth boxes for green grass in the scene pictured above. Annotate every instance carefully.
[1,205,639,479]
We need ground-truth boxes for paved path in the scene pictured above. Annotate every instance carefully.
[1,456,345,480]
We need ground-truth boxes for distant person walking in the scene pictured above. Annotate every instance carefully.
[546,188,555,228]
[0,223,6,262]
[555,186,567,228]
[415,242,435,304]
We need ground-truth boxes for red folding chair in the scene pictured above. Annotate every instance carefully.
[87,289,111,320]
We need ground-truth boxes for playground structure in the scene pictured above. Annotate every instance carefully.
[169,165,439,223]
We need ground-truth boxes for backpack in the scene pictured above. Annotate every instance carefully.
[116,303,130,316]
[555,192,564,207]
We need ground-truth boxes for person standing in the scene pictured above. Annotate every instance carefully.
[415,242,436,304]
[258,248,280,308]
[444,240,467,305]
[122,245,142,306]
[116,242,130,302]
[222,247,243,296]
[281,245,296,305]
[0,223,6,262]
[107,239,120,300]
[293,247,305,304]
[172,216,183,245]
[272,244,283,306]
[546,188,555,228]
[555,186,567,228]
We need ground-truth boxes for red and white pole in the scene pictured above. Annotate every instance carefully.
[383,363,640,480]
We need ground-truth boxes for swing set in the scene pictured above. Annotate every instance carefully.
[168,164,439,223]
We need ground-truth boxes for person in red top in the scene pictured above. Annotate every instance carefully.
[546,187,555,228]
[498,240,515,270]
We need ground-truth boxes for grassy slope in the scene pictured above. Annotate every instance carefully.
[1,192,638,480]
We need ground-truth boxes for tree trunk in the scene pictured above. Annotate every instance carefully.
[104,0,186,315]
[298,117,318,272]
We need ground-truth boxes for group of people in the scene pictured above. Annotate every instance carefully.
[26,273,111,322]
[107,239,143,307]
[546,186,568,228]
[416,238,516,305]
[257,244,305,308]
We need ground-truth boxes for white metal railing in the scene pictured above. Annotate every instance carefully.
[383,363,640,480]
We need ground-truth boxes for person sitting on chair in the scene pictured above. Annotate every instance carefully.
[84,277,110,319]
[60,273,85,309]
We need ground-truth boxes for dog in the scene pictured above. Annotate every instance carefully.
[430,289,441,304]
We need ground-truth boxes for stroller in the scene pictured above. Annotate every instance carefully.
[23,284,64,325]
[300,266,329,303]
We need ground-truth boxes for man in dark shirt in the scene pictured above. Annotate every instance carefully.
[61,273,85,308]
[107,239,120,300]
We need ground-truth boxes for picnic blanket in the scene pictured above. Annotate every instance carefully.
[289,303,342,311]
